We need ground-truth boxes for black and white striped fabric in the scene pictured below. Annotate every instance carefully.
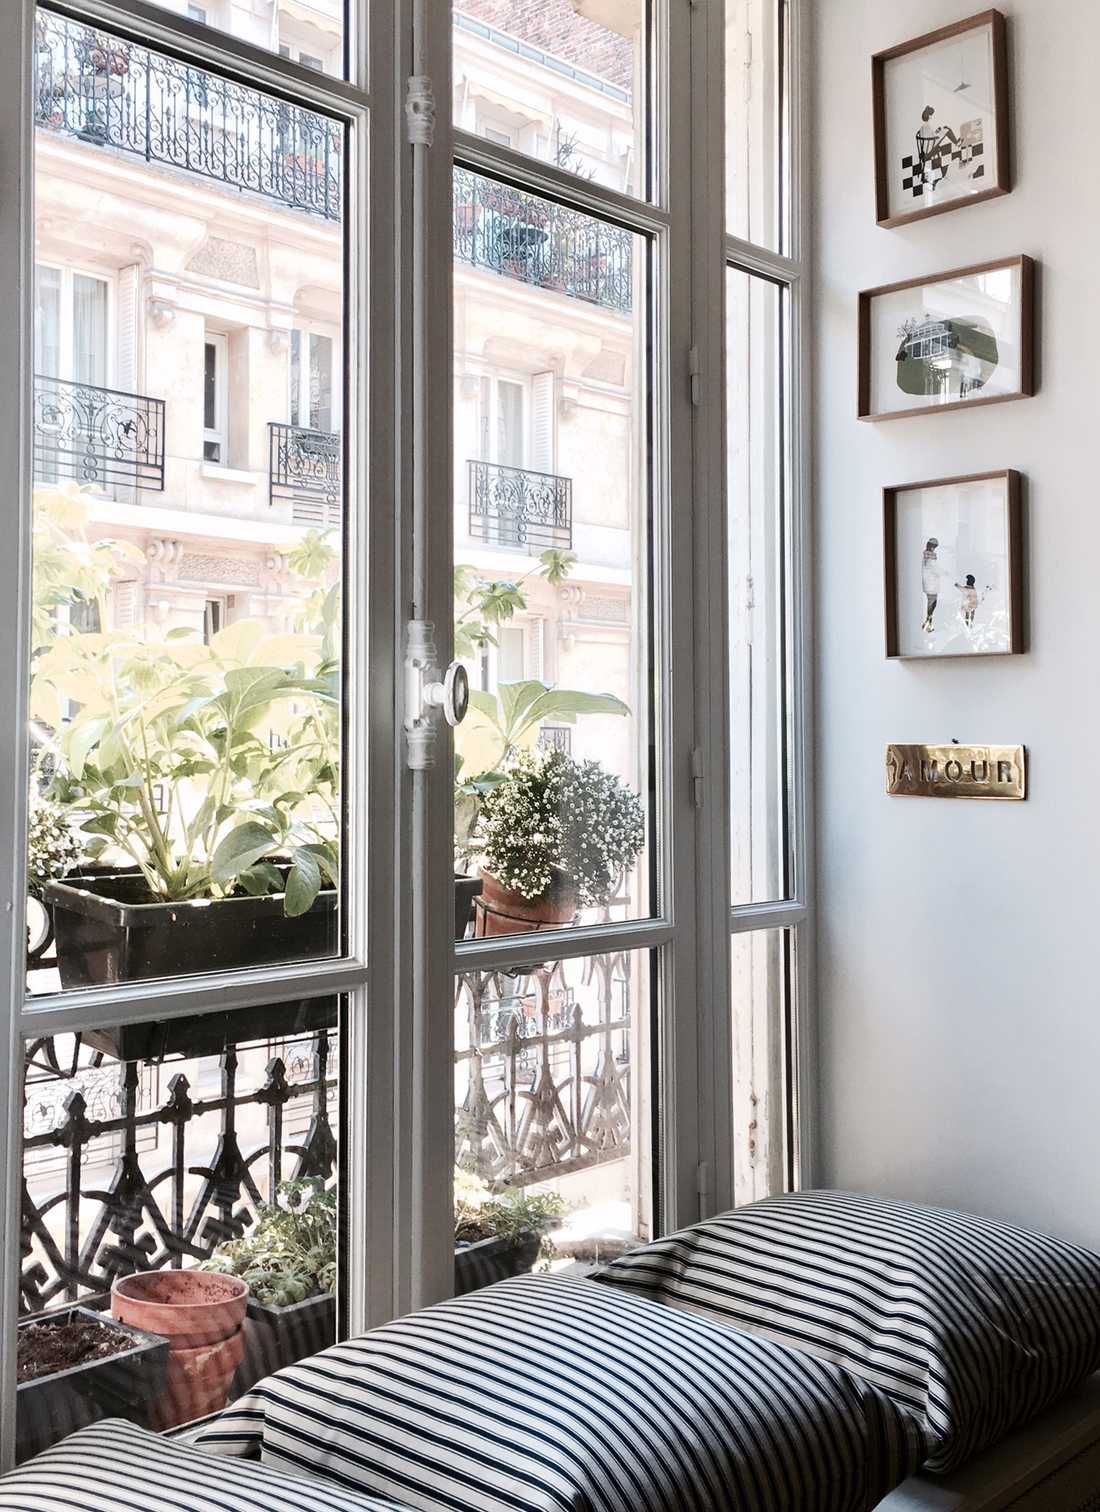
[594,1189,1100,1475]
[0,1417,404,1511]
[198,1272,928,1512]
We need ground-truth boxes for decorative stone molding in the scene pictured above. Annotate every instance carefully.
[405,75,436,147]
[147,298,176,330]
[267,328,291,355]
[180,553,263,587]
[185,235,260,288]
[146,538,184,577]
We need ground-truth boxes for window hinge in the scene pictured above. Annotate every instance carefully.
[405,75,436,147]
[696,1161,711,1201]
[691,745,705,808]
[688,345,702,407]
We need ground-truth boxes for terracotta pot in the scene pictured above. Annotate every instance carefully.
[111,1271,247,1430]
[475,868,577,936]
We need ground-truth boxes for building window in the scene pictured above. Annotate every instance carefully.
[34,263,110,386]
[203,598,225,643]
[203,330,228,464]
[290,329,337,433]
[186,3,208,21]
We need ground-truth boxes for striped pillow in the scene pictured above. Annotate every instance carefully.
[0,1418,403,1511]
[594,1189,1100,1474]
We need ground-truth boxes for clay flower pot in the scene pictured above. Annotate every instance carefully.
[474,867,577,936]
[111,1271,247,1430]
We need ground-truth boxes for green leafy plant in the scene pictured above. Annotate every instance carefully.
[454,549,576,661]
[30,487,340,917]
[477,746,644,905]
[201,1180,336,1307]
[454,1169,567,1266]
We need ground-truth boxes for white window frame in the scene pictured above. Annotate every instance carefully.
[33,260,114,387]
[202,327,229,464]
[290,323,343,434]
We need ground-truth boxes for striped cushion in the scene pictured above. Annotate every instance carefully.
[594,1189,1100,1474]
[198,1272,928,1511]
[0,1417,402,1511]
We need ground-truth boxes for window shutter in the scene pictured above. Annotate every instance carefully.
[531,371,555,474]
[116,264,142,392]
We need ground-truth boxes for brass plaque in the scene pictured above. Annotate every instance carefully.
[886,744,1027,800]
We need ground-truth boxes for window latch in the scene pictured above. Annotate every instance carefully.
[405,620,469,771]
[405,75,436,147]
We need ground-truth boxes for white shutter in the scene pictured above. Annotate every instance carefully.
[531,371,555,474]
[116,263,141,392]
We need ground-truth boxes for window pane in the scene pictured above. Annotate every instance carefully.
[454,170,652,941]
[96,0,348,78]
[727,266,789,905]
[731,928,789,1204]
[17,999,340,1460]
[454,948,653,1282]
[453,1,647,199]
[726,0,786,251]
[28,12,349,994]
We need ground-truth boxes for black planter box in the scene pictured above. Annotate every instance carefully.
[453,1231,541,1296]
[16,1306,168,1464]
[454,874,483,941]
[237,1292,336,1393]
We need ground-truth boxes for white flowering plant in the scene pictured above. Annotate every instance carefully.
[477,747,644,906]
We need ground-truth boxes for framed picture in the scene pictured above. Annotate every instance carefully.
[858,255,1034,422]
[873,10,1010,228]
[884,470,1023,659]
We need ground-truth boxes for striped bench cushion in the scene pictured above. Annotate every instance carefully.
[594,1189,1100,1475]
[0,1417,403,1511]
[198,1272,929,1512]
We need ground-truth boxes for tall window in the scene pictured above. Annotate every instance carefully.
[725,0,807,1200]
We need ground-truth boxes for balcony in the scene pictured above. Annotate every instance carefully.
[269,422,342,527]
[33,11,342,222]
[453,168,633,316]
[468,459,573,553]
[33,375,166,493]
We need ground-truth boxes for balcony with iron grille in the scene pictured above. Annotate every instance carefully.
[468,459,573,553]
[33,374,166,494]
[269,421,342,527]
[33,10,342,222]
[453,168,633,317]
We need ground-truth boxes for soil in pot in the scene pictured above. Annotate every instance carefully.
[474,867,577,937]
[17,1318,135,1383]
[112,1270,247,1430]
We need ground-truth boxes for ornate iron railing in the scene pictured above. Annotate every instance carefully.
[454,955,632,1189]
[453,168,633,316]
[468,459,573,552]
[269,422,342,526]
[34,10,342,222]
[33,375,165,492]
[21,1027,337,1314]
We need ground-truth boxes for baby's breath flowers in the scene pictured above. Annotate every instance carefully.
[477,747,644,906]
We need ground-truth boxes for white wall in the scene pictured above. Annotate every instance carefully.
[811,0,1100,1248]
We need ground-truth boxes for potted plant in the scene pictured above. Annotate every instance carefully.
[30,489,341,1017]
[16,1306,168,1464]
[200,1180,336,1389]
[453,1170,567,1295]
[472,747,644,935]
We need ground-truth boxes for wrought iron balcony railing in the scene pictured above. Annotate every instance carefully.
[34,10,342,222]
[269,422,342,527]
[33,375,166,492]
[468,459,573,553]
[454,168,633,316]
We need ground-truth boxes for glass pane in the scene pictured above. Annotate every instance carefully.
[102,0,346,78]
[726,0,786,251]
[28,11,348,995]
[454,948,653,1284]
[727,266,789,906]
[731,928,788,1204]
[453,1,647,198]
[17,998,340,1461]
[453,169,652,941]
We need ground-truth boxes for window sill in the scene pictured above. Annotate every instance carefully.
[201,464,258,486]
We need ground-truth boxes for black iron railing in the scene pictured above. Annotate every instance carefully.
[269,422,342,526]
[34,10,342,222]
[454,168,633,316]
[468,459,573,552]
[21,1027,337,1313]
[33,375,165,492]
[454,955,632,1189]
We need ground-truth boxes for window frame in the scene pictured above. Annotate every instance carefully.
[202,328,229,464]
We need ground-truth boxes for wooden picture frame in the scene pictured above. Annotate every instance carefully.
[858,254,1034,422]
[884,469,1023,659]
[873,10,1010,229]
